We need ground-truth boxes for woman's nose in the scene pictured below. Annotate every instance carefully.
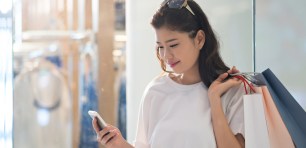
[162,48,173,59]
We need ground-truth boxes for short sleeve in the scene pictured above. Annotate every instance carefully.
[222,84,245,138]
[133,86,152,148]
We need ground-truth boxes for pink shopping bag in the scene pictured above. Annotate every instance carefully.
[255,86,295,148]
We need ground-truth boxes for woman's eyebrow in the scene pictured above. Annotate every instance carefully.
[156,38,178,44]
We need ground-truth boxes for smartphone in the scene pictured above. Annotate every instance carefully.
[88,110,107,130]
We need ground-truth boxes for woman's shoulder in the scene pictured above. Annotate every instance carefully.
[145,73,168,90]
[226,83,245,96]
[139,73,169,105]
[142,72,174,97]
[221,83,245,106]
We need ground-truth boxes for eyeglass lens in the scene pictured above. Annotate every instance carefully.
[168,0,186,9]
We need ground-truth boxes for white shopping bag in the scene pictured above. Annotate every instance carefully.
[244,94,270,148]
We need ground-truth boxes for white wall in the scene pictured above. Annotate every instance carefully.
[255,0,306,110]
[202,1,253,72]
[126,0,253,143]
[126,0,163,143]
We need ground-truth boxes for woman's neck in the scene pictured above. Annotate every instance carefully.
[171,70,201,85]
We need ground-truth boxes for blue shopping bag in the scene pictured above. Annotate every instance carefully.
[261,68,306,147]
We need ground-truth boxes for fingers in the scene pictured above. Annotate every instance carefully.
[227,66,240,74]
[220,72,242,85]
[100,129,119,145]
[209,71,243,98]
[216,72,229,82]
[99,125,112,139]
[222,77,243,91]
[96,125,120,145]
[92,118,101,133]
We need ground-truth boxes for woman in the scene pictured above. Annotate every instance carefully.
[92,0,245,147]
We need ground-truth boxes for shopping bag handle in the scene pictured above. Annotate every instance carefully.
[233,75,256,94]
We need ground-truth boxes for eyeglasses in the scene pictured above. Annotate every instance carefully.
[161,0,195,16]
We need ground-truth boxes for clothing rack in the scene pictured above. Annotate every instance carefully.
[14,30,95,148]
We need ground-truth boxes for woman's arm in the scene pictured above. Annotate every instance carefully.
[208,67,245,148]
[209,96,244,148]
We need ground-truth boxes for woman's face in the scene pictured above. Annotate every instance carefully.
[155,27,204,75]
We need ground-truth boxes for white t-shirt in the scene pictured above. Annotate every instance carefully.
[134,73,245,148]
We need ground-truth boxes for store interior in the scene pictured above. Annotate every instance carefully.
[1,0,306,147]
[4,0,126,147]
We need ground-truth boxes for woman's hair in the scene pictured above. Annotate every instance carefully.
[151,0,229,88]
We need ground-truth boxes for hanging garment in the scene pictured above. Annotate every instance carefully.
[118,73,126,139]
[78,72,99,148]
[78,50,99,148]
[14,59,72,148]
[45,55,62,68]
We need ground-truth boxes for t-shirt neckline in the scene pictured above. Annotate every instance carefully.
[165,73,204,90]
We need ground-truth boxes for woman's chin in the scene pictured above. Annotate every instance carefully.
[171,69,183,74]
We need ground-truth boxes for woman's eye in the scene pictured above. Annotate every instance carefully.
[170,44,178,48]
[158,46,164,49]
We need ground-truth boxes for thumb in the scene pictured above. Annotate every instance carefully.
[92,118,101,133]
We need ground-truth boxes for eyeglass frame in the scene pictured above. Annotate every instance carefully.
[161,0,195,16]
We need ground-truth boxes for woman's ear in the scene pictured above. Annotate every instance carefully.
[195,30,205,50]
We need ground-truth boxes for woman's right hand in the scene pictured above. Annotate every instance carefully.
[92,118,133,148]
[208,66,242,100]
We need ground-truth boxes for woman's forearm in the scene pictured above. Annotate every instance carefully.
[209,96,242,148]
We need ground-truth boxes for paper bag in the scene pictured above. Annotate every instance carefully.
[261,69,306,147]
[244,93,270,148]
[254,86,295,148]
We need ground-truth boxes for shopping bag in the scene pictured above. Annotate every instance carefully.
[253,84,295,148]
[261,68,306,147]
[235,74,294,148]
[234,75,270,148]
[243,93,270,148]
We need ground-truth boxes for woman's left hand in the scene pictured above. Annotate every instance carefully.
[92,118,133,148]
[208,66,242,100]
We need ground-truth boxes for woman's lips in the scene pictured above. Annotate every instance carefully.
[169,61,180,68]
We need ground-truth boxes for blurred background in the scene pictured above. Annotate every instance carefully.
[0,0,305,147]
